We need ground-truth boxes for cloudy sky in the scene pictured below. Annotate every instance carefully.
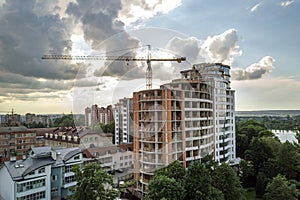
[0,0,299,114]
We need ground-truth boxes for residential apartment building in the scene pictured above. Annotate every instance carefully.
[0,126,37,163]
[133,63,236,194]
[25,113,50,127]
[43,127,113,149]
[0,113,21,126]
[193,63,236,163]
[85,104,114,127]
[114,97,134,144]
[0,146,83,200]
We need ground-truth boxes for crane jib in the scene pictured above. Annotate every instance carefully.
[42,55,186,62]
[41,53,186,90]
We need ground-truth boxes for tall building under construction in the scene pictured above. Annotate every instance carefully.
[133,63,236,194]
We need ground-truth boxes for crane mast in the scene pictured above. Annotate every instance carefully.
[42,45,186,90]
[146,45,151,90]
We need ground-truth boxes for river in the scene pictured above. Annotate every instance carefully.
[271,130,298,144]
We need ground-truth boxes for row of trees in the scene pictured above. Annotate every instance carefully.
[22,114,85,128]
[145,158,245,200]
[236,120,300,198]
[236,115,300,131]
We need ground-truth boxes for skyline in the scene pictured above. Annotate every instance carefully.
[0,0,300,114]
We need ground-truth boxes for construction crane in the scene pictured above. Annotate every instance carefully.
[42,45,186,89]
[0,108,15,115]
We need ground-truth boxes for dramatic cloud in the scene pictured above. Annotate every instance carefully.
[166,36,203,63]
[66,0,140,50]
[201,29,241,64]
[166,29,241,65]
[119,0,182,26]
[250,3,262,12]
[0,0,81,80]
[231,56,275,80]
[281,0,294,7]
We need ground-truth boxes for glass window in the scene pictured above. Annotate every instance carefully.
[38,168,45,174]
[17,179,45,193]
[17,191,45,200]
[74,155,80,160]
[51,187,58,193]
[52,175,57,181]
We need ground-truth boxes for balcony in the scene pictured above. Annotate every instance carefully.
[63,181,77,188]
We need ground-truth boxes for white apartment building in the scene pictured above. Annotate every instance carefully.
[193,63,236,163]
[0,146,83,200]
[114,98,133,144]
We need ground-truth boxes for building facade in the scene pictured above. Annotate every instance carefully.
[0,146,83,200]
[0,113,21,126]
[83,143,133,172]
[85,105,114,127]
[25,113,50,127]
[133,67,215,194]
[43,127,113,149]
[193,63,236,163]
[133,63,236,194]
[114,98,134,144]
[0,126,37,163]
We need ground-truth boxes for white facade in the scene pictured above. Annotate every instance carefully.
[86,146,133,171]
[0,160,52,200]
[114,98,133,144]
[0,147,83,200]
[0,164,15,199]
[194,63,236,163]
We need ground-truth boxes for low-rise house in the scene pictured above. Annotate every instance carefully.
[0,146,83,200]
[83,143,133,172]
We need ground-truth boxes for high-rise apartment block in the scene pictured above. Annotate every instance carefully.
[114,98,134,144]
[133,63,236,194]
[85,104,114,127]
[194,63,236,163]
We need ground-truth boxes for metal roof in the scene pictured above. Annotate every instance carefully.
[4,146,82,180]
[4,157,55,181]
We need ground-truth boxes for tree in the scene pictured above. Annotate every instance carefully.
[239,160,255,187]
[255,172,270,197]
[276,142,300,181]
[52,114,75,127]
[201,154,218,174]
[235,120,268,158]
[145,175,185,200]
[184,160,223,200]
[245,137,279,174]
[263,174,300,200]
[155,160,185,183]
[93,122,115,134]
[71,163,119,200]
[212,163,245,200]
